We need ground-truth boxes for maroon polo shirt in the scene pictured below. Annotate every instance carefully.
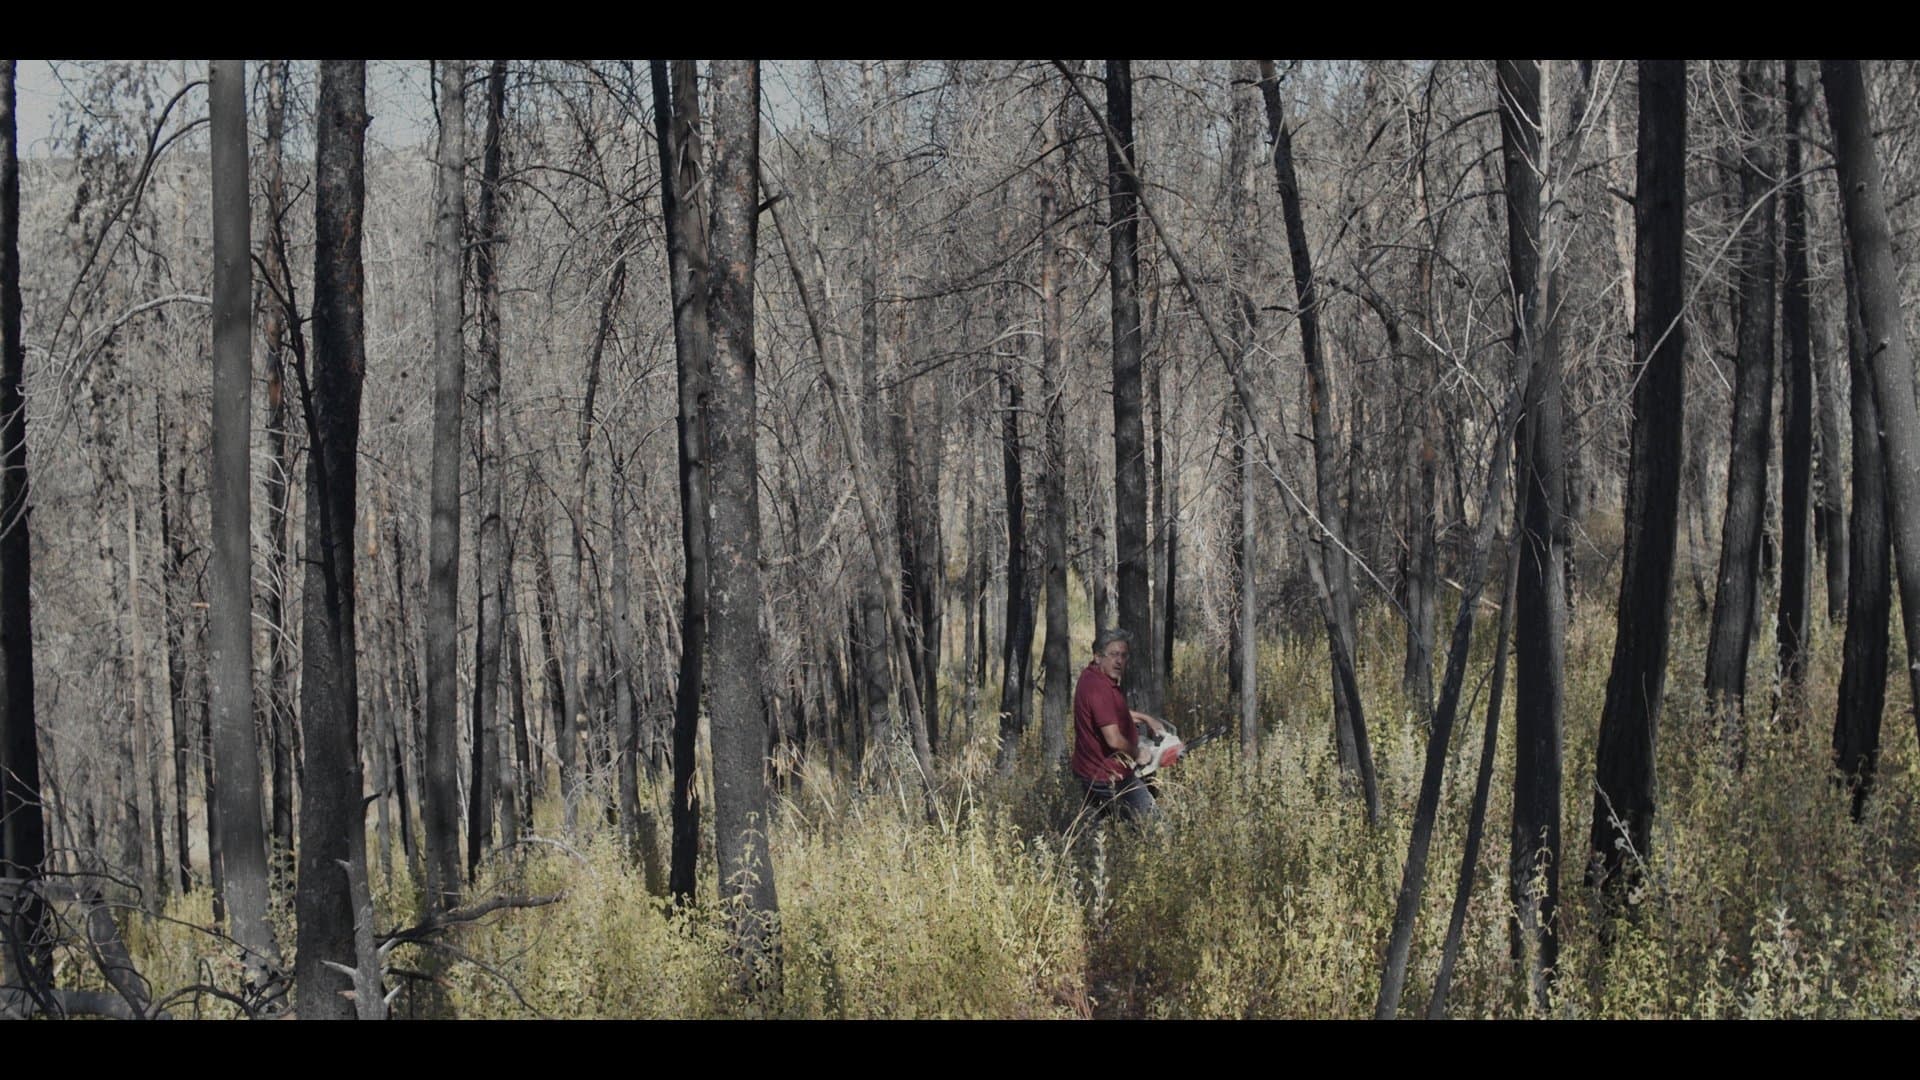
[1072,661,1136,782]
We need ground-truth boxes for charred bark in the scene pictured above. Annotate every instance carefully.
[294,60,377,1020]
[1588,59,1686,904]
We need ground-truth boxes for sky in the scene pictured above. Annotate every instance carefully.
[11,60,439,159]
[12,60,827,161]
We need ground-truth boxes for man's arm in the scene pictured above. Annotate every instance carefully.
[1102,720,1151,766]
[1130,709,1166,736]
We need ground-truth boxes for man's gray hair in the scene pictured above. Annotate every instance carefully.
[1093,627,1135,656]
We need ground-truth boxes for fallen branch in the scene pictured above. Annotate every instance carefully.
[378,893,566,949]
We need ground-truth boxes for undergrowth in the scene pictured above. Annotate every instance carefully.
[103,580,1920,1018]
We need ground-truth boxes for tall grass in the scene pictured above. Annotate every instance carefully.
[108,584,1920,1017]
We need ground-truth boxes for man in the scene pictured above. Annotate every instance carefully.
[1072,628,1167,824]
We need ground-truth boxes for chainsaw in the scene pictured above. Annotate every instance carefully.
[1126,718,1232,779]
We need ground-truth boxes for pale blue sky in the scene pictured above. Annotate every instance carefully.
[13,60,827,160]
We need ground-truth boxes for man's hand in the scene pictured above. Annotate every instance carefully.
[1131,710,1166,737]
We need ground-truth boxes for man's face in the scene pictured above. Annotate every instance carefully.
[1096,640,1129,684]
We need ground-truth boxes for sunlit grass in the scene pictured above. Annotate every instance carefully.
[109,578,1920,1017]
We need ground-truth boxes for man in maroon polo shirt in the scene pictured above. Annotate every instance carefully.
[1072,628,1166,825]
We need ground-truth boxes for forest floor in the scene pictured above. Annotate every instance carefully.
[112,582,1920,1018]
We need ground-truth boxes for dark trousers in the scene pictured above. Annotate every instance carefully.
[1078,773,1160,826]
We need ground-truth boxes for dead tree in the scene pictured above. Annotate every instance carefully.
[258,58,297,887]
[207,56,279,984]
[1777,60,1814,692]
[1587,58,1686,905]
[0,57,51,997]
[294,60,380,1020]
[1833,229,1889,820]
[472,58,511,864]
[1823,60,1920,744]
[705,58,779,987]
[1703,60,1779,727]
[423,58,467,911]
[652,59,711,903]
[1225,60,1260,758]
[1038,89,1072,768]
[1106,60,1161,719]
[1497,57,1566,1008]
[1259,60,1374,807]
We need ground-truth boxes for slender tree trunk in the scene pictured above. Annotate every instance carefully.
[258,58,297,890]
[1823,60,1920,739]
[1497,57,1566,1008]
[1152,357,1167,684]
[1106,60,1160,718]
[1259,61,1370,795]
[612,454,643,863]
[568,257,620,837]
[1229,405,1258,758]
[1039,133,1071,768]
[295,59,380,1020]
[531,509,569,805]
[1704,61,1779,728]
[1374,342,1528,1018]
[1588,59,1686,904]
[1778,60,1814,693]
[1404,90,1443,727]
[1225,61,1260,759]
[851,62,904,781]
[994,311,1034,775]
[195,591,223,923]
[423,58,467,913]
[0,59,51,991]
[208,58,278,981]
[1833,232,1890,821]
[653,59,712,903]
[135,506,166,906]
[502,534,531,841]
[1814,291,1850,627]
[1427,532,1520,1019]
[124,492,155,904]
[469,58,508,881]
[705,59,778,988]
[157,414,193,894]
[390,517,425,889]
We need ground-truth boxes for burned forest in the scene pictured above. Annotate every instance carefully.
[4,58,1920,1019]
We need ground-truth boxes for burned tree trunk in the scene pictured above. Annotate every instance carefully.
[854,61,902,778]
[1704,60,1779,725]
[653,59,712,903]
[704,58,779,985]
[157,412,193,895]
[470,58,509,877]
[1777,60,1814,692]
[294,59,379,1020]
[994,313,1034,775]
[1588,59,1686,904]
[1039,118,1071,768]
[0,58,51,993]
[207,57,279,981]
[1226,61,1260,758]
[1834,234,1889,821]
[1259,61,1371,800]
[1106,60,1160,718]
[1497,57,1566,1006]
[423,58,467,911]
[1823,60,1920,742]
[1815,298,1849,627]
[258,58,298,885]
